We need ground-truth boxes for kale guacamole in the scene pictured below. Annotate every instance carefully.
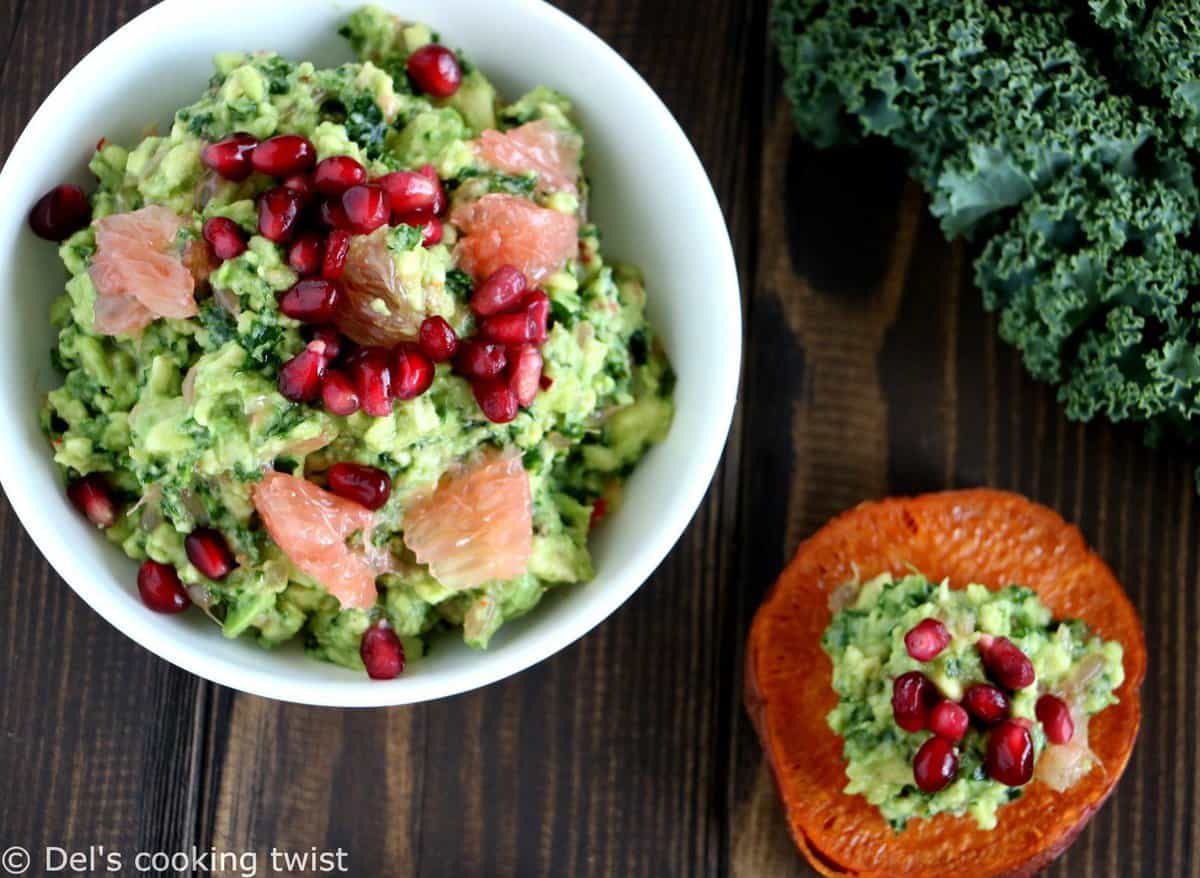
[40,6,673,677]
[822,572,1124,831]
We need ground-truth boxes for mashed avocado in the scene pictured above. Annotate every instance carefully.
[822,572,1124,831]
[42,7,673,673]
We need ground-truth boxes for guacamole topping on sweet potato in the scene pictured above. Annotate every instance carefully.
[38,5,674,677]
[823,572,1124,831]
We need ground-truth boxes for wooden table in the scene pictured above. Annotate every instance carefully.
[0,1,1189,875]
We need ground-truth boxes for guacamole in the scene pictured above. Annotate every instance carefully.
[40,6,673,675]
[822,572,1124,831]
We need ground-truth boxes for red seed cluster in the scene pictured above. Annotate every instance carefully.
[892,615,1076,793]
[450,264,552,424]
[201,141,459,418]
[199,139,449,281]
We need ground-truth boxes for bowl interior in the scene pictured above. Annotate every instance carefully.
[0,0,740,705]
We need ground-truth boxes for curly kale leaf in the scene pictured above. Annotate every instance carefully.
[1104,0,1200,149]
[771,0,1162,237]
[774,0,1200,479]
[1086,0,1152,33]
[977,169,1200,436]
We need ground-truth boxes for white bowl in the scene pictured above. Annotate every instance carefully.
[0,0,741,706]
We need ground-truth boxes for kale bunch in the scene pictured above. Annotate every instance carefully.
[773,0,1200,464]
[1089,0,1200,149]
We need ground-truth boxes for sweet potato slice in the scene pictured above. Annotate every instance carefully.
[744,489,1146,877]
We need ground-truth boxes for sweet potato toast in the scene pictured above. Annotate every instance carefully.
[744,490,1146,877]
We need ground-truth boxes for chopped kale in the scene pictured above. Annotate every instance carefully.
[198,302,238,349]
[446,268,474,300]
[386,223,424,253]
[344,94,390,159]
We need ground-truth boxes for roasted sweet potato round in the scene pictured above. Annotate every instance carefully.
[744,490,1146,877]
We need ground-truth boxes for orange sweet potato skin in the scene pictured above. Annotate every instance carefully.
[744,490,1146,877]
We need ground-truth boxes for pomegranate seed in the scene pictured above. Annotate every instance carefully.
[322,229,352,279]
[590,498,607,528]
[203,216,248,261]
[328,462,392,510]
[376,170,446,217]
[319,198,352,229]
[341,184,390,234]
[184,527,236,580]
[905,618,951,662]
[418,315,459,362]
[1036,694,1076,744]
[962,683,1010,725]
[524,290,550,343]
[281,172,316,205]
[251,134,316,177]
[986,719,1035,786]
[287,233,324,275]
[314,155,368,196]
[455,339,508,379]
[201,132,258,181]
[471,265,527,316]
[29,184,91,241]
[891,671,938,732]
[540,375,555,390]
[257,186,304,242]
[308,325,344,361]
[396,214,442,247]
[913,735,958,793]
[277,343,328,402]
[928,701,970,742]
[508,344,543,407]
[321,369,359,416]
[980,635,1036,690]
[137,560,191,614]
[392,345,435,400]
[480,310,538,345]
[406,44,463,97]
[424,218,444,246]
[278,278,341,323]
[351,347,393,416]
[361,622,405,679]
[67,473,116,528]
[473,378,519,423]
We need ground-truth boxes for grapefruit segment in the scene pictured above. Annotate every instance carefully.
[473,121,581,194]
[252,470,381,610]
[451,193,578,284]
[334,228,424,346]
[89,205,197,335]
[744,490,1146,878]
[402,449,533,590]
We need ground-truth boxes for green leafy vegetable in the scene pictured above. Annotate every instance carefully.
[773,0,1200,480]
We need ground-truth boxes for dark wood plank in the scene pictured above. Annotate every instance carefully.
[0,2,207,873]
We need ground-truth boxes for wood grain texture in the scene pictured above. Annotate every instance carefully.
[0,0,1193,876]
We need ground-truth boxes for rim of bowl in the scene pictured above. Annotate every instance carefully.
[0,0,742,706]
